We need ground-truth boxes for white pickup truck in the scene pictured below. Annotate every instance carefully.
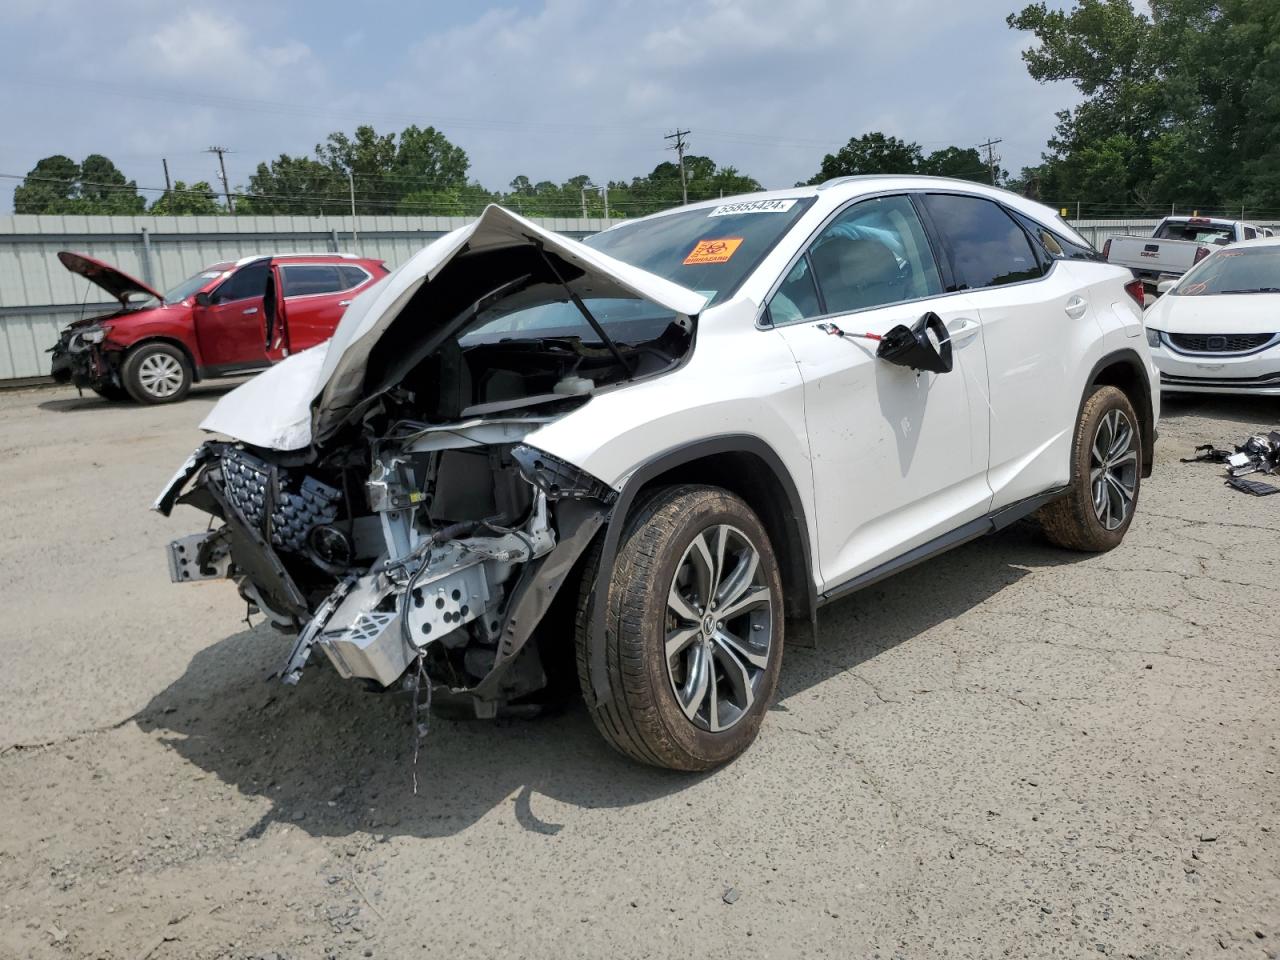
[1103,216,1265,291]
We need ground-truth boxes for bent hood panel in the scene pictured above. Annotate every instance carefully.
[201,204,706,451]
[58,251,163,305]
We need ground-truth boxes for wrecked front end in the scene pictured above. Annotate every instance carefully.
[157,430,613,714]
[155,205,704,716]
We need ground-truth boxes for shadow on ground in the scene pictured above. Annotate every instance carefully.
[37,382,243,413]
[137,520,1079,840]
[1161,393,1280,431]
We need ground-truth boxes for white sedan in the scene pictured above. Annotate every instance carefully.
[1145,238,1280,395]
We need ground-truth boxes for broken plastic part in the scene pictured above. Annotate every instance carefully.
[876,312,953,374]
[511,445,617,503]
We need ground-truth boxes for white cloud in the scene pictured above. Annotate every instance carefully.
[0,0,1075,208]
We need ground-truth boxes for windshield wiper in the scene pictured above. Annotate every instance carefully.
[1222,288,1280,294]
[532,241,633,376]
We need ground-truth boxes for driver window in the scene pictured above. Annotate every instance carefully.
[772,195,943,320]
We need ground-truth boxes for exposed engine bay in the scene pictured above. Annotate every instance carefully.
[156,233,694,715]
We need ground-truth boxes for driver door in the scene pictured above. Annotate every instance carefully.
[771,194,993,591]
[193,259,271,370]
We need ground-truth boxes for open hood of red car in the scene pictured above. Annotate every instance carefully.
[57,251,163,306]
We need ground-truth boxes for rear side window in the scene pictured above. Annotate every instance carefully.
[921,194,1043,290]
[281,264,367,297]
[338,264,372,288]
[1244,227,1258,240]
[212,260,269,303]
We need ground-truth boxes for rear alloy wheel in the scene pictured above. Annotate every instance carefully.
[576,485,784,770]
[1038,385,1141,551]
[122,343,192,404]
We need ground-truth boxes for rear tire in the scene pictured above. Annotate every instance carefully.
[1038,385,1141,552]
[575,485,784,771]
[122,343,192,404]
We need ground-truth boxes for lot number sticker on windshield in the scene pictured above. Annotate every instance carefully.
[708,199,797,217]
[684,237,744,265]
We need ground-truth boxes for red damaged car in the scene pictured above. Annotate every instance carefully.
[50,252,388,403]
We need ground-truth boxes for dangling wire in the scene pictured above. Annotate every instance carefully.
[409,652,432,796]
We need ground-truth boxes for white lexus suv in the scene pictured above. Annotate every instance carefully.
[158,176,1159,770]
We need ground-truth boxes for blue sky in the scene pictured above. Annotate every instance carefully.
[0,0,1076,212]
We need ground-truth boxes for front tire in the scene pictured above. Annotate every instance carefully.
[122,343,192,404]
[1038,385,1142,551]
[575,485,784,771]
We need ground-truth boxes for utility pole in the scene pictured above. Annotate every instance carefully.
[665,128,691,204]
[601,183,609,219]
[207,146,234,213]
[161,158,172,195]
[348,170,358,245]
[977,137,1003,186]
[581,184,589,219]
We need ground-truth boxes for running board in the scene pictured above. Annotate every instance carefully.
[818,487,1067,606]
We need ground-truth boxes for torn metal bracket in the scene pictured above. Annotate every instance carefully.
[281,574,359,685]
[511,445,617,504]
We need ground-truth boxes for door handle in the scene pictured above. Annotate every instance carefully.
[947,317,981,341]
[1064,296,1089,320]
[338,300,352,307]
[242,307,259,315]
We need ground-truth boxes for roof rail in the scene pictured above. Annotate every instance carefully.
[233,252,363,267]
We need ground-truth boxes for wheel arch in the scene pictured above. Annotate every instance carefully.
[584,435,816,706]
[1084,349,1155,478]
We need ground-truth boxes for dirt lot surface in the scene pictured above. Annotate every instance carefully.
[1,383,1278,960]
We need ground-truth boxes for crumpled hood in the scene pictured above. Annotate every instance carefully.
[200,204,706,451]
[58,251,163,306]
[1148,292,1280,335]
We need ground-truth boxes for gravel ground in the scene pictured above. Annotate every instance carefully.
[1,383,1277,960]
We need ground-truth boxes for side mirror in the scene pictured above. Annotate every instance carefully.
[1156,279,1176,296]
[194,292,212,307]
[877,312,953,374]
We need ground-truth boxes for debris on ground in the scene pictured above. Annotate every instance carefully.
[1182,431,1280,495]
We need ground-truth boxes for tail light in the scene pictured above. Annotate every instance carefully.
[1193,245,1211,264]
[1102,239,1112,259]
[1123,278,1146,308]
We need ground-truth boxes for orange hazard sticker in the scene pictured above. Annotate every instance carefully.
[683,237,743,265]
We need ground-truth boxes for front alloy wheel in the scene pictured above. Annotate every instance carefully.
[122,342,193,404]
[576,485,785,770]
[665,524,773,732]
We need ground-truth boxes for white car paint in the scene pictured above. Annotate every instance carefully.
[200,176,1159,596]
[1145,237,1280,396]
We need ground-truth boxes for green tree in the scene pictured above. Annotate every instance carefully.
[919,146,994,183]
[149,181,221,216]
[804,133,924,184]
[1008,0,1280,215]
[13,154,145,214]
[239,154,349,215]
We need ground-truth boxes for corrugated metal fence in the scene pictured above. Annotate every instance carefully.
[0,213,617,381]
[3,214,1277,381]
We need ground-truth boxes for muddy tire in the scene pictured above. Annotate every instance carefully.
[122,342,192,404]
[91,384,131,402]
[575,485,784,771]
[1038,385,1141,552]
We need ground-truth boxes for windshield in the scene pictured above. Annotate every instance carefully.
[1154,221,1234,245]
[582,197,816,306]
[162,266,230,305]
[1173,246,1280,296]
